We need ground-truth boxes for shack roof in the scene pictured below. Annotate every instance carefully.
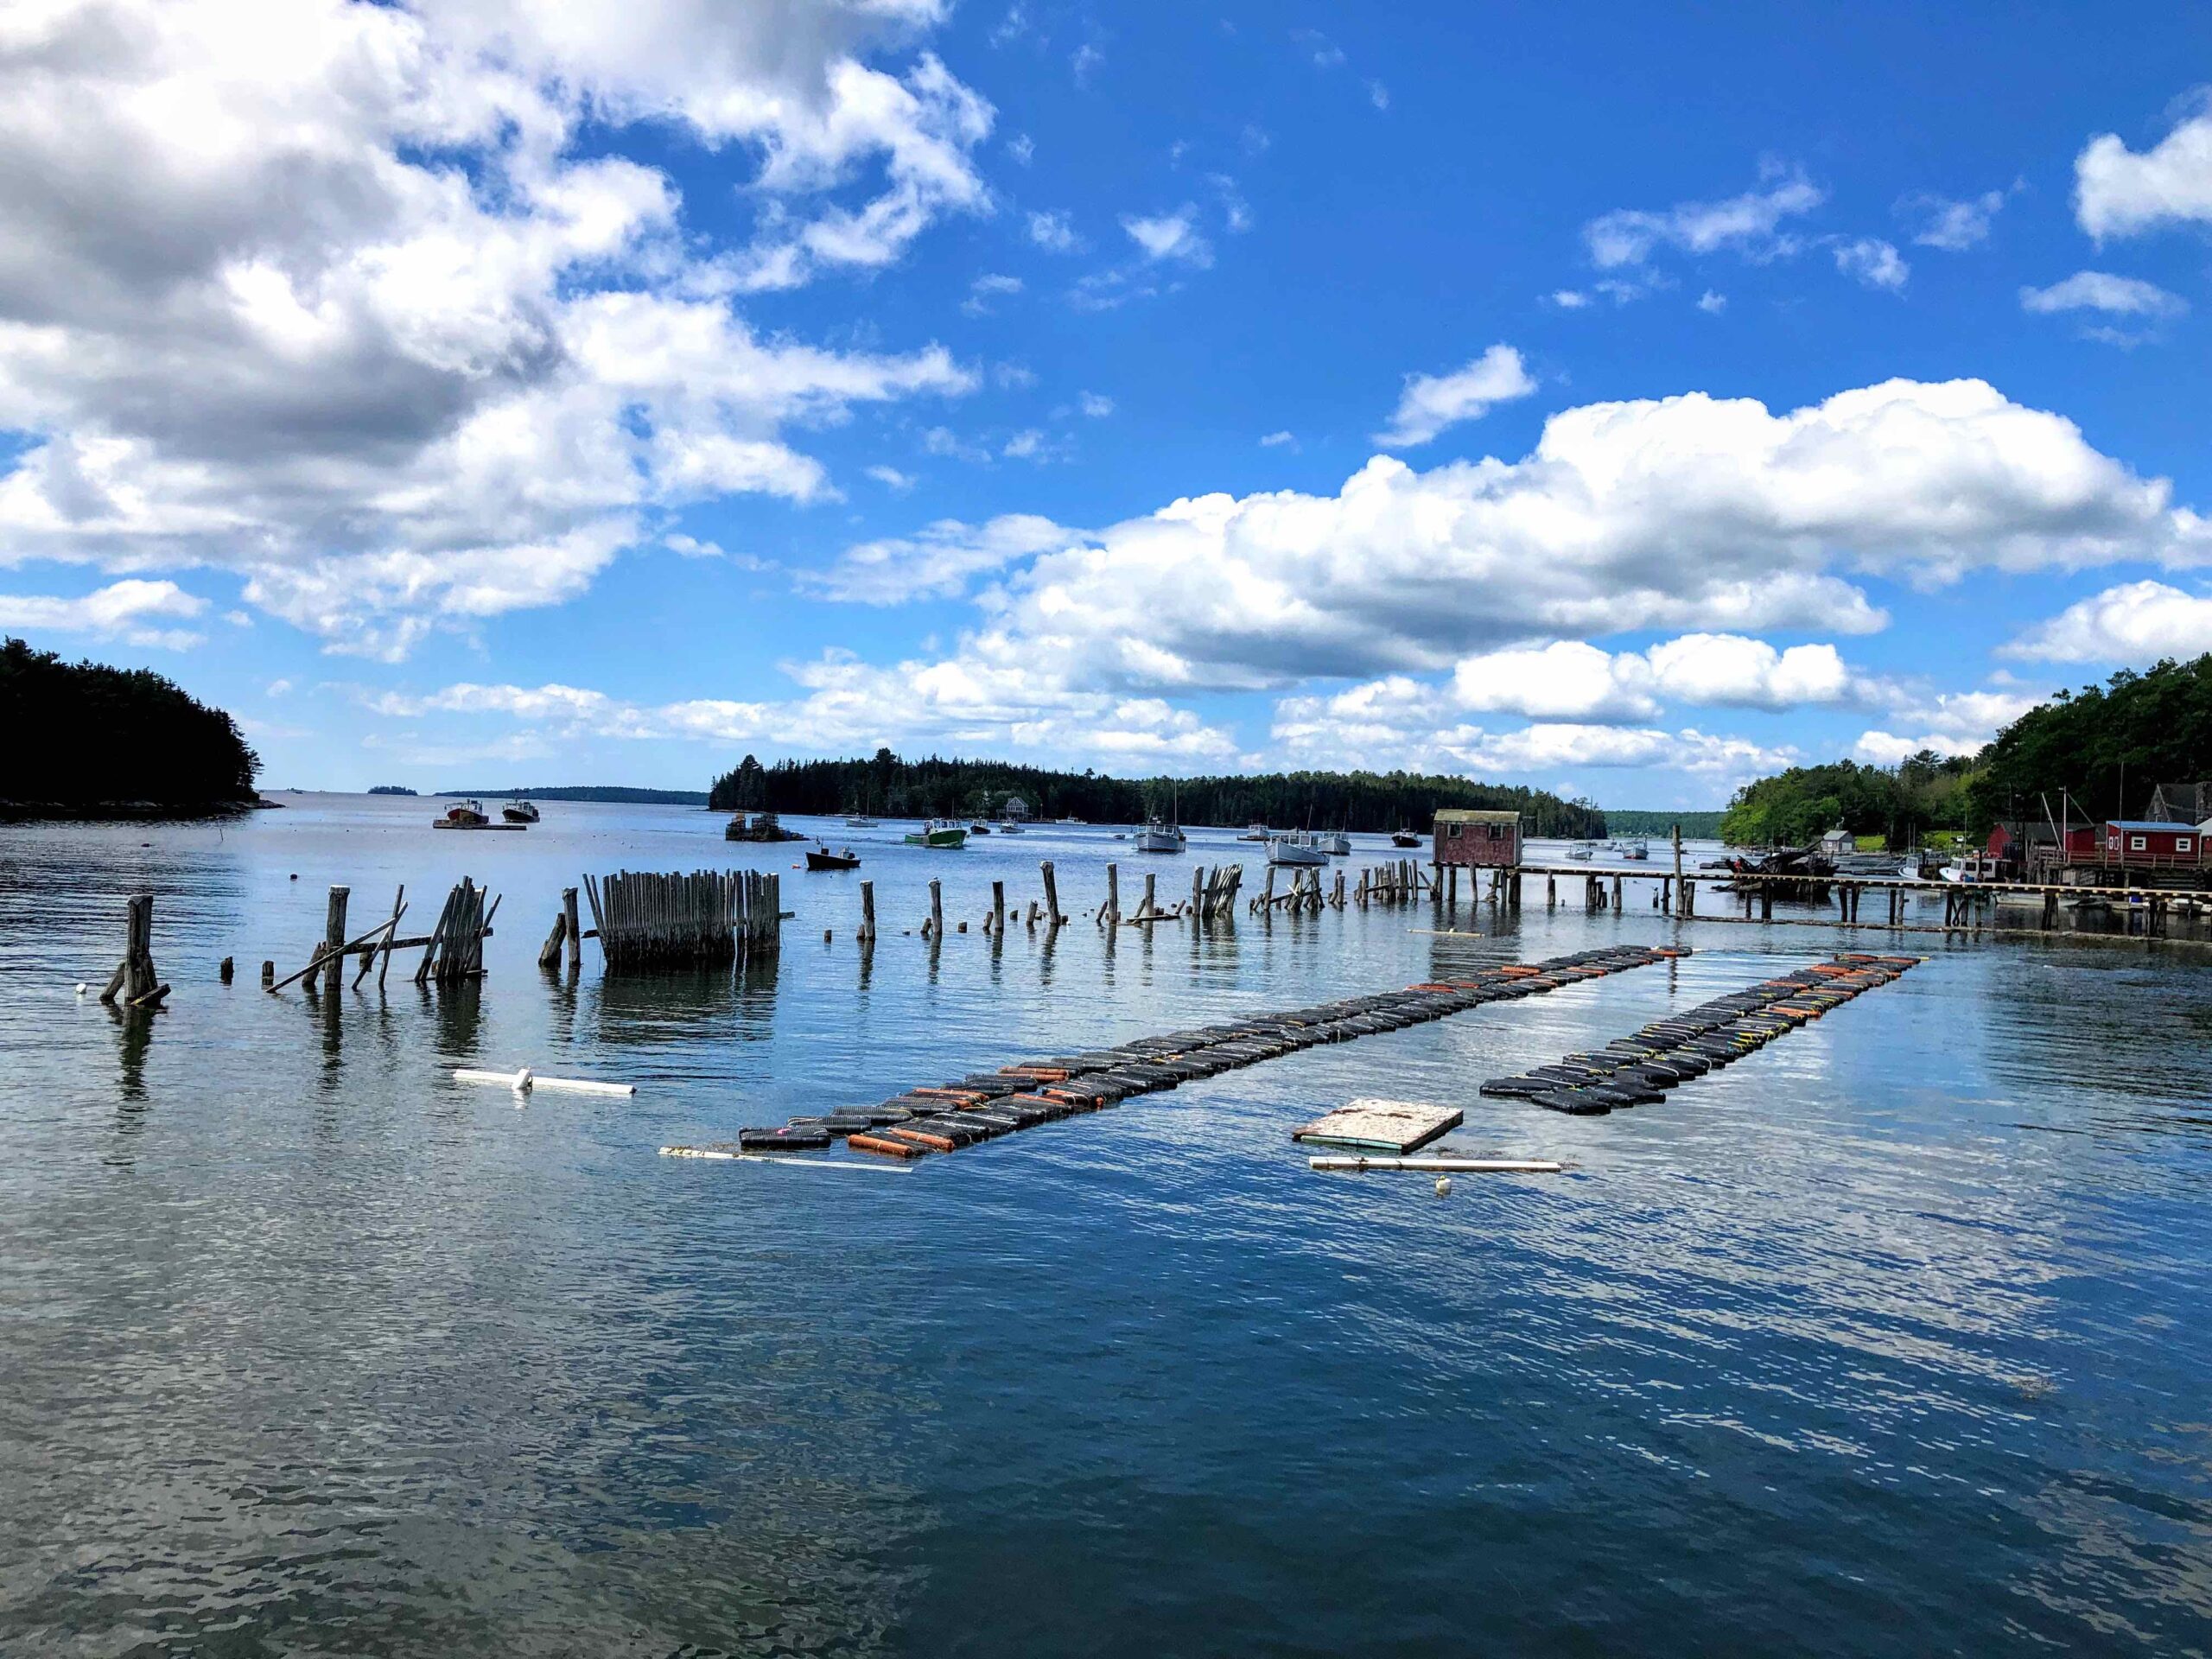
[1433,809,1519,825]
[2106,820,2196,831]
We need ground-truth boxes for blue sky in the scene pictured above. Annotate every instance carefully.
[3,2,2212,806]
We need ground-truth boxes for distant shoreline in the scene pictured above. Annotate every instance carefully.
[434,785,712,806]
[0,798,270,823]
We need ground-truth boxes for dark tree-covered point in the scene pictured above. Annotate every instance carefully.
[709,747,1605,837]
[1721,656,2212,847]
[0,638,260,817]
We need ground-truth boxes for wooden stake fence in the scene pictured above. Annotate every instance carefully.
[584,868,780,969]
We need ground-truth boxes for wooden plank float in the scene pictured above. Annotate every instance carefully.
[1292,1097,1463,1154]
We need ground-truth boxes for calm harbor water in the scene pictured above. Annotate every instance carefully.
[3,794,2210,1656]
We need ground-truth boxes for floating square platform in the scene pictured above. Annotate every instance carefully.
[1292,1098,1463,1154]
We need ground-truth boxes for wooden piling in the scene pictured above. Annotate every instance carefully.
[1041,861,1064,929]
[219,956,233,984]
[861,880,876,943]
[260,959,274,988]
[321,886,349,996]
[991,879,1006,936]
[540,908,569,968]
[928,878,944,939]
[564,887,582,971]
[1106,861,1120,925]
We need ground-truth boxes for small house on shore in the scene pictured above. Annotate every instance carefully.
[1001,794,1031,821]
[2101,820,2201,870]
[2145,782,2212,825]
[1433,809,1520,868]
[1816,825,1856,858]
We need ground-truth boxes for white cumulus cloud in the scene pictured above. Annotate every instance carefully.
[1832,238,1910,290]
[2019,270,2187,318]
[2076,103,2212,238]
[2003,579,2212,663]
[1373,345,1537,448]
[0,0,987,658]
[1900,188,2010,251]
[1121,208,1212,266]
[1584,169,1824,269]
[0,577,208,649]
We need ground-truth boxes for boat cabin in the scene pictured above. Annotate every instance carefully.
[1433,809,1520,868]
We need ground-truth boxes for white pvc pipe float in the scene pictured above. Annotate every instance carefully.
[658,1146,912,1172]
[1308,1155,1566,1174]
[454,1066,636,1097]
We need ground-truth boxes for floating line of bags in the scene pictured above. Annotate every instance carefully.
[1477,953,1921,1116]
[677,943,1691,1160]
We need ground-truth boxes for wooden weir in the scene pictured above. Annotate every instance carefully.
[582,868,780,969]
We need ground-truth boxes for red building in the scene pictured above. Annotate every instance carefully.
[1433,809,1520,867]
[2101,820,2202,869]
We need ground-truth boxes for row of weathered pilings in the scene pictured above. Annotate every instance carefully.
[580,868,781,968]
[88,848,2212,1015]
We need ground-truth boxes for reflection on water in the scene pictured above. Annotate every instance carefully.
[2,798,2211,1655]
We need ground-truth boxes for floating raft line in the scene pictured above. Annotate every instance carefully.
[659,943,1688,1164]
[1477,952,1922,1116]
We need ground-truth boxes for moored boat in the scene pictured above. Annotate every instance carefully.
[997,820,1023,835]
[1238,822,1271,842]
[904,821,968,849]
[1322,830,1352,856]
[501,798,539,824]
[806,843,861,871]
[434,798,489,829]
[1135,816,1186,854]
[1621,836,1649,861]
[1268,830,1329,868]
[1567,840,1595,860]
[968,819,992,836]
[1390,828,1421,849]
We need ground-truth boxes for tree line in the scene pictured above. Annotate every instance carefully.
[1,637,260,812]
[1719,655,2212,848]
[709,748,1606,836]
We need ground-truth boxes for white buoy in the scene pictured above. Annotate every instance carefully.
[513,1066,534,1092]
[1434,1176,1452,1197]
[75,982,88,996]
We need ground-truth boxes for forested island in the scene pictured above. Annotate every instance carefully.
[438,785,710,805]
[709,749,1605,836]
[1721,656,2212,848]
[0,638,260,818]
[1601,809,1726,839]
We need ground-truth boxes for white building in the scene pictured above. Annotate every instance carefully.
[1001,794,1032,821]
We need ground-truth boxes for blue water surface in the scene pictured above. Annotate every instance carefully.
[2,796,2209,1656]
